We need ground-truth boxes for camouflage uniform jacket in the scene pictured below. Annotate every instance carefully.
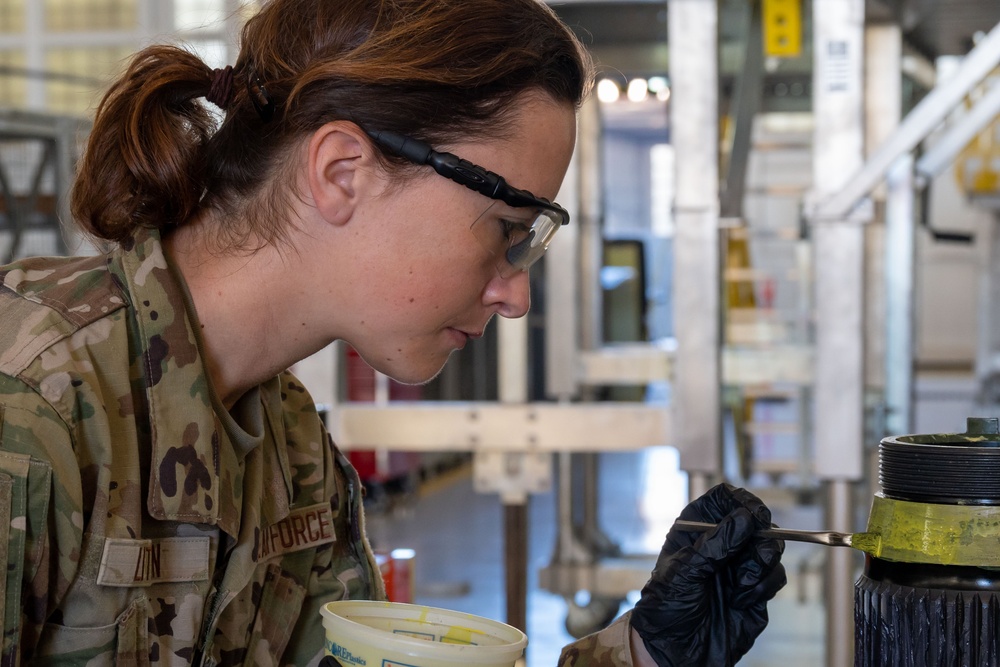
[0,227,635,667]
[559,614,635,666]
[0,228,385,666]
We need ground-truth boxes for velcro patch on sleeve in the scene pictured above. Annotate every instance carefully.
[258,502,336,561]
[98,537,211,587]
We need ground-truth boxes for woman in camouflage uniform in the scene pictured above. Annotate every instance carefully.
[0,0,785,665]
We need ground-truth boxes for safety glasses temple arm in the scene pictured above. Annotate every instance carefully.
[365,129,432,163]
[365,127,569,225]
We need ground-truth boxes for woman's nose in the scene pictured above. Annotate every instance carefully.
[485,268,531,318]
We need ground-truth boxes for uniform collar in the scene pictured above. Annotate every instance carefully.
[112,228,294,535]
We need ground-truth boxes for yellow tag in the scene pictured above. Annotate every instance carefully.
[763,0,802,58]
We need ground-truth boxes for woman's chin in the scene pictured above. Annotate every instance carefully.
[374,355,451,387]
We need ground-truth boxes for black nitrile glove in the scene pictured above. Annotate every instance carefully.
[319,657,344,667]
[630,483,786,667]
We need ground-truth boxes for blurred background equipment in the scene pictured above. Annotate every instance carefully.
[0,109,89,261]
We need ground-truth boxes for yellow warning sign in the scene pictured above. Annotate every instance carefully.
[763,0,802,58]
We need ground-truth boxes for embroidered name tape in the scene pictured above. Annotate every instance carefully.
[258,502,336,560]
[98,537,210,587]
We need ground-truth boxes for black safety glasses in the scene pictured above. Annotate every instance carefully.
[366,128,570,276]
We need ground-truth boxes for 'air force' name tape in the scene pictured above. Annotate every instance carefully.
[258,502,336,560]
[96,504,336,586]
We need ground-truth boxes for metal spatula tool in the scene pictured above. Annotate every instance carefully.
[671,519,882,554]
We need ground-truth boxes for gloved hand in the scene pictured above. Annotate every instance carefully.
[630,483,786,667]
[319,657,344,666]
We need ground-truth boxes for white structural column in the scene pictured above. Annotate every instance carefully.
[494,314,532,632]
[668,0,721,498]
[543,100,588,401]
[976,213,1000,394]
[884,150,916,436]
[812,1,866,666]
[577,96,604,360]
[866,25,914,436]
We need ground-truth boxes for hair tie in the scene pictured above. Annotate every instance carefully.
[206,65,234,109]
[247,70,275,123]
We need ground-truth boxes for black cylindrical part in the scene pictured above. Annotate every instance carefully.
[855,418,1000,667]
[855,559,1000,666]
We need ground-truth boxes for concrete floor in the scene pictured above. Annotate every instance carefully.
[362,371,984,667]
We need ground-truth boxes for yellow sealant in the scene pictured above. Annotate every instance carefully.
[441,625,479,645]
[404,607,484,645]
[849,532,882,556]
[863,494,1000,566]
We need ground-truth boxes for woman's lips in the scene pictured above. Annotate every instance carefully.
[446,328,483,349]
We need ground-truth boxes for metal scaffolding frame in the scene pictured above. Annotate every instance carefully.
[0,110,91,262]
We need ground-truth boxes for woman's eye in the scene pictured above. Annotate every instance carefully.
[499,219,531,243]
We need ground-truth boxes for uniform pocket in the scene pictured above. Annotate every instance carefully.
[35,597,149,666]
[0,448,51,665]
[243,563,307,666]
[0,468,20,664]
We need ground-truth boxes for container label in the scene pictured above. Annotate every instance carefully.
[324,641,367,665]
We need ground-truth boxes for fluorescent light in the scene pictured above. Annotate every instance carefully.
[627,78,649,102]
[596,78,620,103]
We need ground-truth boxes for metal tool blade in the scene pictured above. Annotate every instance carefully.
[672,519,874,550]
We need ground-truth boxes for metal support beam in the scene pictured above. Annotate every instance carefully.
[885,155,916,434]
[495,304,532,632]
[51,119,74,255]
[544,102,585,400]
[498,318,528,406]
[332,402,672,453]
[723,345,814,384]
[864,24,903,400]
[504,503,528,633]
[812,0,866,478]
[812,19,1000,221]
[669,0,722,479]
[825,480,855,667]
[813,221,865,476]
[721,0,764,219]
[578,97,604,358]
[0,112,89,258]
[577,343,674,385]
[812,2,866,666]
[976,214,1000,396]
[916,78,1000,185]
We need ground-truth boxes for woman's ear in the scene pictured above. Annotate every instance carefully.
[306,122,376,226]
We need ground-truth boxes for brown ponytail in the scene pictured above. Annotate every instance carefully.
[71,0,593,249]
[71,46,215,244]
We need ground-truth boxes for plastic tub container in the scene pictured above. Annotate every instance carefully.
[320,600,527,667]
